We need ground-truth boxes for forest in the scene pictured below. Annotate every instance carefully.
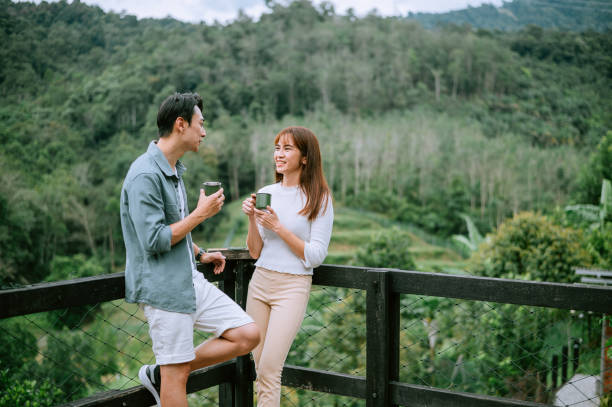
[0,0,611,405]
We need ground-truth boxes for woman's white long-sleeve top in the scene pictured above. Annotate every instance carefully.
[254,182,334,275]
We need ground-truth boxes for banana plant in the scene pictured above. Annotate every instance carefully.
[565,179,611,231]
[452,213,486,254]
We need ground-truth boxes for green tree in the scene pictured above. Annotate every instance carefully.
[353,227,416,270]
[577,132,612,205]
[44,254,105,330]
[0,367,63,407]
[459,212,592,402]
[471,212,591,283]
[0,320,65,406]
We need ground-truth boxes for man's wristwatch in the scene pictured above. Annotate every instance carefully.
[195,248,206,262]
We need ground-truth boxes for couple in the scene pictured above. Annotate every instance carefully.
[119,92,334,406]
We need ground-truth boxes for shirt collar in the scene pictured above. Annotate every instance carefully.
[147,140,186,178]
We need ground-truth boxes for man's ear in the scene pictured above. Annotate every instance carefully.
[174,117,186,133]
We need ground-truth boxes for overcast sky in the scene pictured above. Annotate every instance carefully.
[17,0,505,24]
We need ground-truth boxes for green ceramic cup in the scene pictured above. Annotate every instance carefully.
[203,181,222,195]
[255,192,272,210]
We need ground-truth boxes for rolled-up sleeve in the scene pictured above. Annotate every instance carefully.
[302,199,334,269]
[127,173,172,254]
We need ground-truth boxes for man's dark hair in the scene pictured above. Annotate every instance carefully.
[157,92,203,137]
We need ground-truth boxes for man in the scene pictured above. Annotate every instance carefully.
[120,92,259,407]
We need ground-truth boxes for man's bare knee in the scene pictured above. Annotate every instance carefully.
[241,323,260,350]
[223,323,260,354]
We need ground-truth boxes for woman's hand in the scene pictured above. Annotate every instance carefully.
[241,193,256,217]
[254,206,281,233]
[201,251,226,274]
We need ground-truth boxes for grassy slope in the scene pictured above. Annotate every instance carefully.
[193,196,467,273]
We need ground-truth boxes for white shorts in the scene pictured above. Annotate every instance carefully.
[143,274,254,365]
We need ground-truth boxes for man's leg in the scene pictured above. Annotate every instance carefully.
[147,324,258,407]
[190,322,259,371]
[160,362,191,407]
[189,276,260,371]
[156,324,258,407]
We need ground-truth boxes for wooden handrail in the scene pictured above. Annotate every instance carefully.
[2,249,610,407]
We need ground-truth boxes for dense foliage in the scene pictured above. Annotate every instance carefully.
[471,211,592,282]
[409,0,612,31]
[353,227,416,270]
[0,0,610,403]
[1,0,610,289]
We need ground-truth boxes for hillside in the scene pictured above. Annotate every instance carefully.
[194,197,467,273]
[1,0,609,289]
[408,0,612,31]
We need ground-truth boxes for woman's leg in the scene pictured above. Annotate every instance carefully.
[254,275,311,406]
[246,280,271,370]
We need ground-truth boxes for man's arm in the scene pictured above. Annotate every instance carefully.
[170,188,225,245]
[127,174,225,254]
[127,174,173,254]
[192,242,226,274]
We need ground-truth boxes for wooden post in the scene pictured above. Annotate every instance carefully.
[235,260,255,407]
[219,384,235,407]
[602,314,612,393]
[219,261,237,407]
[366,269,399,407]
[390,284,400,407]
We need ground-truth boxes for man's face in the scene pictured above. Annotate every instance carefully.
[183,106,206,152]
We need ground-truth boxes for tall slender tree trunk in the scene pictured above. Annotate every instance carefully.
[430,68,442,102]
[231,165,240,201]
[452,73,459,99]
[108,226,115,270]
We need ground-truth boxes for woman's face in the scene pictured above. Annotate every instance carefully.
[274,134,305,177]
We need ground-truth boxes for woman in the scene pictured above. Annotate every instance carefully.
[241,126,334,406]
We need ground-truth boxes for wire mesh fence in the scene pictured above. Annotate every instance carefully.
[1,266,611,407]
[397,295,606,406]
[281,285,366,406]
[1,293,219,406]
[279,387,363,407]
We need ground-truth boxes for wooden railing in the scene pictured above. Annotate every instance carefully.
[2,249,612,407]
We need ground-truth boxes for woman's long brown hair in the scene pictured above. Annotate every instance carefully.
[274,126,330,221]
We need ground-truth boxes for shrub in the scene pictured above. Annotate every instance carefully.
[471,212,591,283]
[353,227,416,270]
[0,366,63,407]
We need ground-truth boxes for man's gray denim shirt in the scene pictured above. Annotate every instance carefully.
[120,141,196,314]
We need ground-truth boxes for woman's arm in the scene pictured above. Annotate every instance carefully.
[254,198,334,265]
[246,216,264,258]
[255,207,305,260]
[242,193,263,258]
[301,200,334,268]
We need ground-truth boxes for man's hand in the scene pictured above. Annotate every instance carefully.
[195,188,225,220]
[201,251,226,274]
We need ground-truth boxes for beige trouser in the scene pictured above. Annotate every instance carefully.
[246,267,312,407]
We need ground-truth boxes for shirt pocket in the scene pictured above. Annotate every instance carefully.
[165,203,181,223]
